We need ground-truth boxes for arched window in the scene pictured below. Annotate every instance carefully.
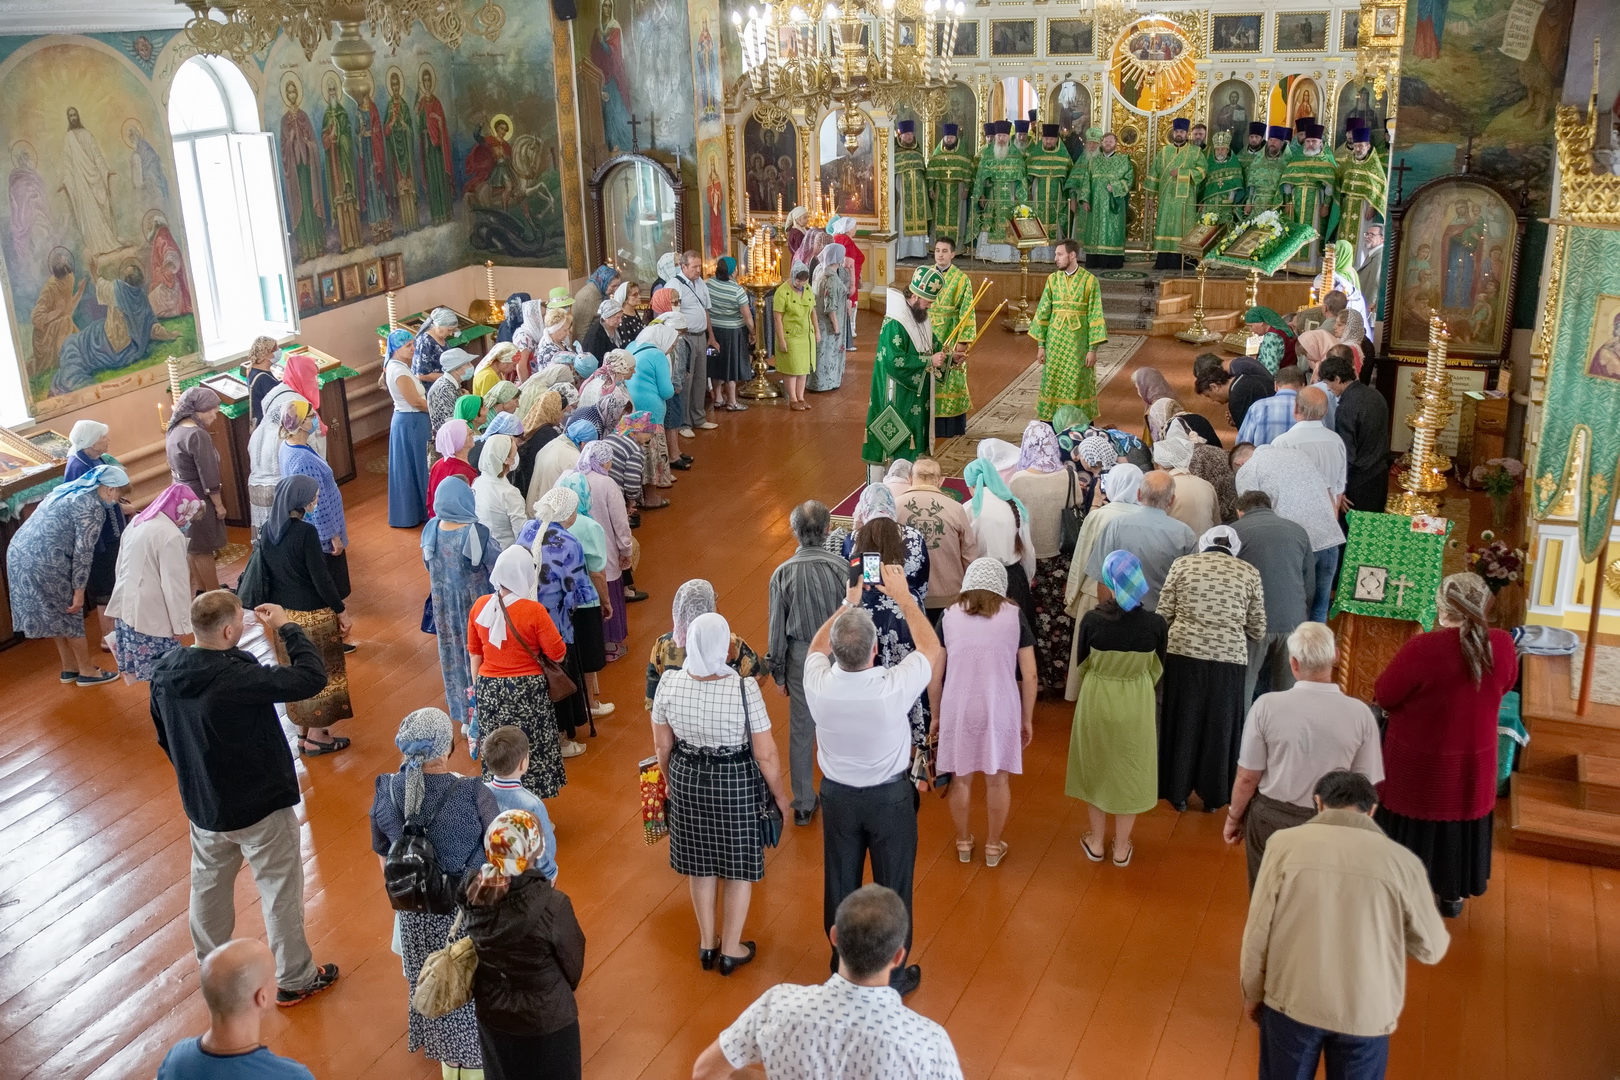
[169,56,295,361]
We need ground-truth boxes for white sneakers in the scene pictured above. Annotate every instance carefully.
[590,702,616,718]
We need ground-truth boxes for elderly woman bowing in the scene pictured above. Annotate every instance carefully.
[7,463,129,685]
[105,484,202,682]
[64,419,127,643]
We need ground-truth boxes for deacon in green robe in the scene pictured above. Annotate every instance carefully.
[1244,125,1292,215]
[893,121,930,260]
[1065,127,1102,253]
[1030,241,1108,422]
[862,266,946,466]
[1080,134,1134,269]
[1201,132,1247,224]
[928,240,977,436]
[969,122,1027,264]
[1281,122,1337,273]
[1025,124,1073,259]
[1145,118,1207,268]
[926,124,975,245]
[1335,127,1388,264]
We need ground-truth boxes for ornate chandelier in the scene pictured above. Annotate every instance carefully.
[732,0,966,152]
[176,1,506,63]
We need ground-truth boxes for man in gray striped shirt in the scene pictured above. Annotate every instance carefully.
[768,500,852,826]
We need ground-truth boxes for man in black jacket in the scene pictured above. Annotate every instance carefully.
[1194,352,1276,432]
[1319,354,1391,514]
[150,590,339,1007]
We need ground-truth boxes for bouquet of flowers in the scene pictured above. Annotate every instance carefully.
[1199,211,1221,227]
[1470,456,1524,527]
[1467,531,1526,594]
[1013,204,1033,219]
[1210,208,1286,258]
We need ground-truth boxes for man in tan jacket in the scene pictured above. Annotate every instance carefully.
[1240,769,1448,1079]
[897,457,978,622]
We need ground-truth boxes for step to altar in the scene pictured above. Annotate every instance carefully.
[1149,309,1244,337]
[1508,652,1620,867]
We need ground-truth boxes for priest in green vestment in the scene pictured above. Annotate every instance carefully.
[969,121,1027,264]
[1012,117,1034,158]
[926,123,975,245]
[1145,117,1207,268]
[1080,132,1133,269]
[893,120,930,260]
[1335,126,1388,264]
[929,237,977,438]
[1245,126,1292,215]
[1201,132,1247,224]
[1281,122,1337,272]
[862,265,946,467]
[1030,240,1108,421]
[1239,121,1267,169]
[1025,124,1072,260]
[1066,127,1102,255]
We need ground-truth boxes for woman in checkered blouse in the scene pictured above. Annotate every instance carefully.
[652,612,792,976]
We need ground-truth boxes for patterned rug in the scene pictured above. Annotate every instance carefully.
[1568,646,1620,707]
[1097,270,1150,281]
[932,335,1144,476]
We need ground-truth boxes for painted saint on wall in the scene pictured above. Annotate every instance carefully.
[417,64,455,225]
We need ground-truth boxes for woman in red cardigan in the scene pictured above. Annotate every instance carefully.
[1373,573,1517,918]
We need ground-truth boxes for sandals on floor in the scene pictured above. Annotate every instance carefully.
[1112,841,1133,868]
[956,836,975,864]
[1080,834,1105,863]
[985,841,1008,868]
[299,736,351,756]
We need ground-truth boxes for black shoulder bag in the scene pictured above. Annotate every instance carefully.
[1058,463,1084,558]
[738,679,783,848]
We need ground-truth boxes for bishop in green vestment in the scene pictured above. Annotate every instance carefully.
[1145,118,1207,268]
[1201,132,1247,224]
[862,266,946,465]
[1030,242,1108,422]
[969,122,1027,263]
[894,121,930,259]
[1245,126,1292,215]
[928,239,976,436]
[926,124,975,245]
[1281,123,1337,272]
[1335,127,1388,264]
[1025,124,1073,258]
[1080,133,1134,269]
[1065,127,1102,254]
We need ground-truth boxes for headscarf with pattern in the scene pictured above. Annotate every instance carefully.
[590,264,620,294]
[483,380,520,414]
[130,482,204,529]
[1077,433,1118,471]
[671,579,717,648]
[387,327,415,357]
[1016,420,1062,473]
[1147,397,1181,443]
[395,707,456,817]
[853,483,897,528]
[468,810,546,906]
[960,557,1009,597]
[617,410,655,436]
[1151,435,1195,471]
[532,485,578,526]
[1102,550,1149,611]
[578,440,614,477]
[1132,367,1176,408]
[42,462,129,507]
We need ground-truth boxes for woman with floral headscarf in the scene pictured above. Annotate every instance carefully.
[424,477,499,730]
[809,244,849,392]
[370,706,499,1075]
[512,296,548,356]
[772,262,817,410]
[643,579,766,710]
[472,341,521,398]
[385,328,432,528]
[604,409,656,515]
[104,483,201,682]
[1067,549,1167,867]
[525,486,597,756]
[511,391,564,499]
[462,809,587,1079]
[708,256,754,410]
[243,335,281,425]
[279,399,351,604]
[1009,421,1076,693]
[165,386,227,591]
[1169,416,1239,523]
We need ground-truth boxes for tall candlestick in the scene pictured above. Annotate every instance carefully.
[386,290,398,330]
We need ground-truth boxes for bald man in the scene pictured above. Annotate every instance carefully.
[157,939,315,1078]
[1273,385,1348,506]
[1083,470,1196,611]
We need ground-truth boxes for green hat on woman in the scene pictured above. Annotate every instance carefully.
[909,265,944,301]
[546,286,573,309]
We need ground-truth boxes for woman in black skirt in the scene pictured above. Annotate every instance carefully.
[651,612,790,975]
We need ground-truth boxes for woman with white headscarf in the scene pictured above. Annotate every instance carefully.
[809,244,848,392]
[652,611,788,975]
[524,486,596,757]
[1157,525,1266,812]
[975,437,1022,482]
[1151,433,1219,535]
[643,579,766,710]
[468,546,571,798]
[471,433,528,550]
[1061,462,1143,701]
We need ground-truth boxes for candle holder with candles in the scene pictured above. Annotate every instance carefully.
[1389,314,1455,515]
[736,221,784,400]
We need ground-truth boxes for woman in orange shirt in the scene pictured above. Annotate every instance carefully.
[469,546,570,799]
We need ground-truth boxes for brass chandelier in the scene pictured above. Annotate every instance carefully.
[732,0,966,151]
[176,0,506,63]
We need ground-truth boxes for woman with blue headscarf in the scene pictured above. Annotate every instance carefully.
[556,471,613,717]
[526,416,596,510]
[386,327,432,528]
[497,291,531,343]
[1066,549,1167,868]
[964,455,1037,630]
[423,477,499,728]
[6,462,128,684]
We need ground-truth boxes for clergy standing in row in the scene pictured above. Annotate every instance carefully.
[1065,127,1102,251]
[1146,117,1206,269]
[1029,239,1107,422]
[928,237,976,438]
[1025,123,1072,262]
[969,121,1026,264]
[893,120,930,260]
[1079,132,1133,270]
[1202,131,1246,224]
[1335,126,1388,264]
[861,266,948,469]
[1239,121,1268,168]
[1245,126,1292,215]
[926,124,974,246]
[1281,122,1337,272]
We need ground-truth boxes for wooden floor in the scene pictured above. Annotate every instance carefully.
[3,326,1619,1080]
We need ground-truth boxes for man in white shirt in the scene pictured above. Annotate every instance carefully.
[693,885,963,1080]
[1272,387,1347,506]
[1223,623,1383,889]
[1233,442,1345,623]
[670,250,720,435]
[803,565,942,997]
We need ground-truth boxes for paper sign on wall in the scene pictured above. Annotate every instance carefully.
[1499,0,1544,61]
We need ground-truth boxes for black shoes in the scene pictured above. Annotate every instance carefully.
[277,963,339,1007]
[794,796,820,827]
[624,587,650,603]
[699,947,718,971]
[718,941,757,976]
[1438,897,1464,918]
[671,458,693,471]
[891,964,922,997]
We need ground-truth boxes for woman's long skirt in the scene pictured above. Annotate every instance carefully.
[572,604,606,674]
[713,325,752,383]
[388,410,431,528]
[476,672,568,798]
[666,742,766,882]
[645,429,674,487]
[1031,554,1074,695]
[112,620,179,683]
[1066,649,1161,815]
[808,333,845,391]
[603,577,628,659]
[272,608,353,732]
[479,1019,581,1080]
[401,909,482,1067]
[1157,652,1247,812]
[1375,807,1494,901]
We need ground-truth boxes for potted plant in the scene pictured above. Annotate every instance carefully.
[1470,457,1524,530]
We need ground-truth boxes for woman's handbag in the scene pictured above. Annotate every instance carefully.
[411,911,478,1019]
[738,680,783,848]
[493,592,578,702]
[1058,464,1083,558]
[235,543,271,608]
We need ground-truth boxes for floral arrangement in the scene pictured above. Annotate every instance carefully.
[1467,531,1526,594]
[1470,457,1524,497]
[1209,208,1286,259]
[1013,204,1033,219]
[1199,211,1221,227]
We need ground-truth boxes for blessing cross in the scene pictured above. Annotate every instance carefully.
[628,114,644,151]
[1389,574,1416,607]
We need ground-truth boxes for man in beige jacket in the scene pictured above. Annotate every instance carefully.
[897,457,978,622]
[1240,769,1448,1080]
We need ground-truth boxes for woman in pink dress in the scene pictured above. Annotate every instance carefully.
[934,558,1037,868]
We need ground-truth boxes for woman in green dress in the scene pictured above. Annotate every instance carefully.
[1066,549,1166,868]
[771,262,817,411]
